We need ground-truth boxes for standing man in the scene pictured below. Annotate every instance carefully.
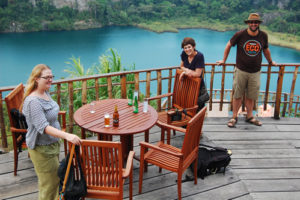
[217,13,276,127]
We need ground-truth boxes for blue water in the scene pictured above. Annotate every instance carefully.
[1,26,300,95]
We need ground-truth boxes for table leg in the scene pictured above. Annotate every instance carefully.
[81,128,86,139]
[120,135,133,164]
[144,130,149,172]
[98,134,113,141]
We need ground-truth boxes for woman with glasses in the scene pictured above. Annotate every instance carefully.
[21,64,81,200]
[217,13,276,128]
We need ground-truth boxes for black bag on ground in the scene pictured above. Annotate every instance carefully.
[58,145,87,200]
[191,144,232,179]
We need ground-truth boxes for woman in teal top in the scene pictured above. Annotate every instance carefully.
[22,64,81,200]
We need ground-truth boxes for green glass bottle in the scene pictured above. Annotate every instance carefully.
[128,89,133,106]
[133,96,139,113]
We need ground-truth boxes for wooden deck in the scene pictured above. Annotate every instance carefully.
[1,117,300,200]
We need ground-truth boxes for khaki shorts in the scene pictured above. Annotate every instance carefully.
[233,68,260,100]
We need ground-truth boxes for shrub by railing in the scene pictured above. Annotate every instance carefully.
[0,63,299,149]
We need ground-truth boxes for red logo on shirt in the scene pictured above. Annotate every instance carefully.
[243,40,261,57]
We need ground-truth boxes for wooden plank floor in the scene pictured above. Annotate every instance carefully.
[0,117,299,200]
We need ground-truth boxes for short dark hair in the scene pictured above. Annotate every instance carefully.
[181,37,196,48]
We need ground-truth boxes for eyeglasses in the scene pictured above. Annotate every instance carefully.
[40,75,55,80]
[248,21,259,24]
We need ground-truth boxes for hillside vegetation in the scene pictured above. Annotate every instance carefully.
[0,0,299,49]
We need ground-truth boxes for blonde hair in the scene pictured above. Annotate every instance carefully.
[20,64,51,110]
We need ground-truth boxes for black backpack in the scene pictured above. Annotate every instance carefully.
[10,108,28,129]
[58,145,87,200]
[10,108,28,152]
[191,144,232,179]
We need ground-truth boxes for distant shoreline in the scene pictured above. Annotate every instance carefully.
[136,20,300,51]
[2,19,299,51]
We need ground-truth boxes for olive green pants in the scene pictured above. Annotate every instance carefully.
[28,142,60,200]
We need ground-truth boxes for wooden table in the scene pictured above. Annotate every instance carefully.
[73,99,158,160]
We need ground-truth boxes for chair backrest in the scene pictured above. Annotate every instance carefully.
[80,140,124,198]
[5,83,25,129]
[181,107,207,160]
[172,69,201,117]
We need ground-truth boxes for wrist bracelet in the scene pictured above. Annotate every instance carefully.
[269,60,273,65]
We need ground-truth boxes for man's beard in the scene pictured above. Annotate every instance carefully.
[250,26,259,32]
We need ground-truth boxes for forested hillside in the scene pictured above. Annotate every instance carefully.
[0,0,299,36]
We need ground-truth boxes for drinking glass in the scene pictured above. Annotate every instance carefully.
[104,113,110,127]
[143,99,148,113]
[90,101,96,114]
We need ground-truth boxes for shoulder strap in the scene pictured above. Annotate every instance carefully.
[61,144,75,194]
[74,145,85,177]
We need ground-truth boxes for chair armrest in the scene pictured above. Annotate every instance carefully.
[157,121,187,133]
[184,105,199,117]
[10,127,27,133]
[123,151,135,178]
[140,142,183,158]
[185,105,198,112]
[146,93,173,101]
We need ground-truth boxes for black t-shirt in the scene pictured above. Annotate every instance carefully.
[181,50,205,71]
[230,29,268,73]
[181,50,205,88]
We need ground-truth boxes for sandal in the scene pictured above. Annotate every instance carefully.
[245,117,262,126]
[227,117,238,128]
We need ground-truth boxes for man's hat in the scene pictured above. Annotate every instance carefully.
[244,13,263,23]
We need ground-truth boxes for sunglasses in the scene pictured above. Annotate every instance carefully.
[40,75,55,80]
[248,21,260,24]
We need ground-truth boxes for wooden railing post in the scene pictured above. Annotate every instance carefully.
[0,92,7,149]
[209,65,215,111]
[168,69,172,109]
[121,74,127,99]
[274,66,285,119]
[219,65,226,111]
[288,66,299,114]
[229,65,236,111]
[95,78,99,100]
[157,70,162,111]
[82,80,87,105]
[107,77,113,99]
[56,83,61,107]
[68,82,74,133]
[146,72,151,98]
[264,65,271,110]
[295,96,300,117]
[282,93,288,117]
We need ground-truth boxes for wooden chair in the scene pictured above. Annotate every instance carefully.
[147,69,201,144]
[80,140,134,200]
[138,107,206,200]
[5,83,67,176]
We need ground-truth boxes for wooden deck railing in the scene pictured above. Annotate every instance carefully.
[0,63,299,149]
